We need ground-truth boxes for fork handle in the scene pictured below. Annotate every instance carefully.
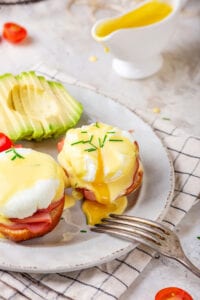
[175,254,200,278]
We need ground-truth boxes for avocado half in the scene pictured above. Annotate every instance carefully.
[0,71,83,141]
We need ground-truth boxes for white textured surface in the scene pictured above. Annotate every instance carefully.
[0,0,199,299]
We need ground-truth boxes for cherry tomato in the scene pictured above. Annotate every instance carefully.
[0,133,13,152]
[57,138,64,152]
[3,22,27,43]
[155,287,193,300]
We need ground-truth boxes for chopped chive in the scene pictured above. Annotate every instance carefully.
[197,236,200,240]
[5,149,13,153]
[89,135,94,143]
[15,153,24,159]
[109,139,123,142]
[98,135,107,148]
[162,117,171,121]
[101,134,107,147]
[89,142,97,149]
[95,122,100,128]
[84,148,96,152]
[80,229,87,233]
[81,131,88,133]
[6,148,24,160]
[71,140,84,146]
[107,131,116,134]
[98,137,101,148]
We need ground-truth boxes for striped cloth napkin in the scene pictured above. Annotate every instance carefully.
[0,65,199,300]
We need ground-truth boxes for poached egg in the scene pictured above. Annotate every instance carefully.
[0,148,66,224]
[58,122,143,224]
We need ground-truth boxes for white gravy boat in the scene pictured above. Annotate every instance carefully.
[92,0,181,79]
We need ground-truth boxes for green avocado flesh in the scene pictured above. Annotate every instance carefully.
[0,71,83,141]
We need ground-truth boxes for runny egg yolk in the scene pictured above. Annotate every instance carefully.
[82,196,128,226]
[92,149,110,204]
[58,122,142,225]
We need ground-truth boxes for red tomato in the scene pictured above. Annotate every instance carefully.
[57,138,65,152]
[0,133,13,152]
[155,287,193,300]
[3,22,27,43]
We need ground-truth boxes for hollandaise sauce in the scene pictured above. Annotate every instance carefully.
[58,122,142,225]
[96,0,173,38]
[0,148,66,223]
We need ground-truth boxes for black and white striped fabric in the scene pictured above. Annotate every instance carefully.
[0,65,199,300]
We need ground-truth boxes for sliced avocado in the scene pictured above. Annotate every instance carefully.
[38,75,66,137]
[10,84,33,139]
[16,72,45,140]
[0,74,32,141]
[48,81,83,137]
[0,71,83,141]
[25,72,65,138]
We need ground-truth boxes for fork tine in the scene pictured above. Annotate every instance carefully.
[91,215,200,278]
[94,223,162,245]
[102,218,166,240]
[110,214,170,234]
[91,226,160,250]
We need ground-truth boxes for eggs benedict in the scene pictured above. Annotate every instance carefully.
[0,147,67,242]
[58,122,143,225]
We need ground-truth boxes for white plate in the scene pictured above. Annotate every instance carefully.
[0,84,174,273]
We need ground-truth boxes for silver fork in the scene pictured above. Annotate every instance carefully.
[91,213,200,278]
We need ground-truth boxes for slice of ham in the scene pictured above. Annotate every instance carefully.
[1,197,64,234]
[37,197,63,213]
[10,212,52,224]
[2,222,50,234]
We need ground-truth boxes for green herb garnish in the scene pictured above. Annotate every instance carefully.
[109,139,123,142]
[162,117,171,121]
[98,134,107,148]
[197,236,200,240]
[6,148,24,160]
[85,148,97,152]
[71,140,84,146]
[72,126,123,151]
[80,229,87,233]
[89,135,94,143]
[89,143,97,149]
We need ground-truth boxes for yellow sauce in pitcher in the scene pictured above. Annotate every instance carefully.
[96,0,173,38]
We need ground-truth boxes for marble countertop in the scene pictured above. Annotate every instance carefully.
[0,0,199,299]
